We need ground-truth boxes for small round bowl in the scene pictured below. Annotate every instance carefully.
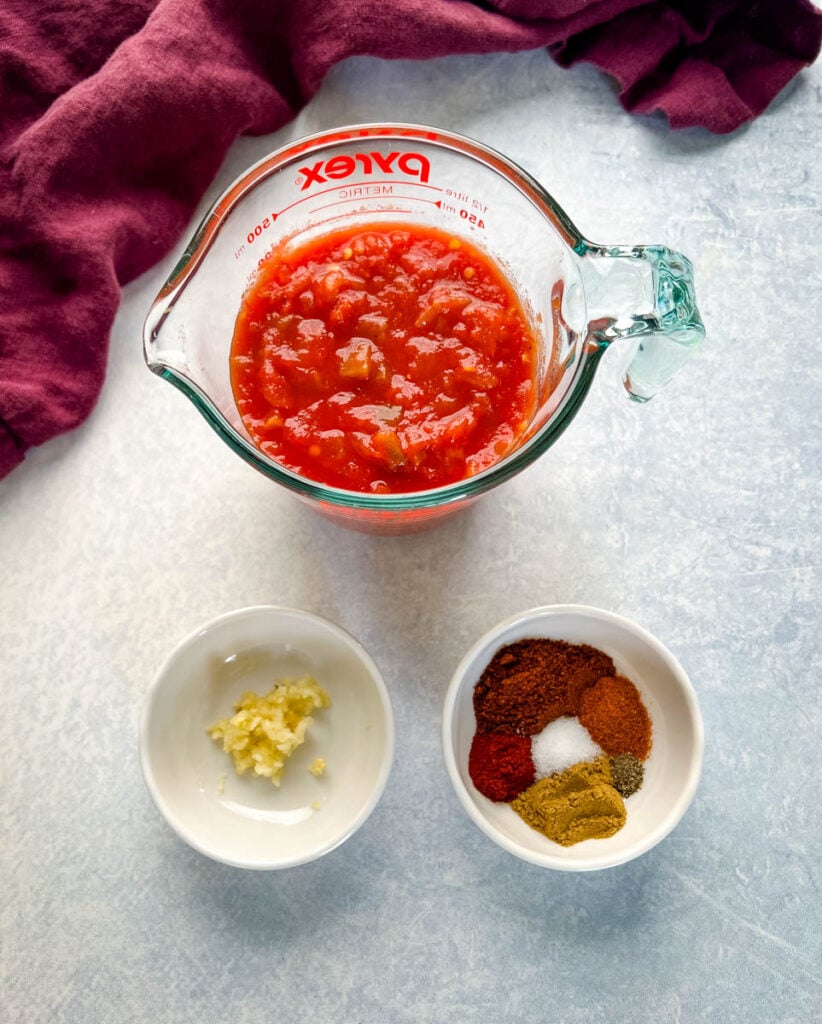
[140,606,394,869]
[442,605,703,871]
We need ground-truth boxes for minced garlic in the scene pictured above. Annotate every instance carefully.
[207,676,330,786]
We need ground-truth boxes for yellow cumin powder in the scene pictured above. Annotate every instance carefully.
[511,756,626,846]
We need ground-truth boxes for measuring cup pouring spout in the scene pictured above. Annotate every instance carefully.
[144,124,705,531]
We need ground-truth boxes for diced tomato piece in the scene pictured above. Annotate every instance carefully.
[456,350,499,389]
[350,232,391,257]
[329,290,369,328]
[356,313,389,339]
[414,285,471,328]
[390,374,424,404]
[372,430,406,470]
[349,430,406,471]
[312,265,366,306]
[296,318,326,343]
[406,335,461,379]
[464,424,516,476]
[433,392,460,415]
[337,338,380,380]
[306,430,346,461]
[463,300,512,356]
[260,360,295,409]
[346,404,402,431]
[437,406,478,444]
[282,401,325,445]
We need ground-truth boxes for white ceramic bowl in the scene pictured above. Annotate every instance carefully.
[140,606,394,869]
[442,605,703,871]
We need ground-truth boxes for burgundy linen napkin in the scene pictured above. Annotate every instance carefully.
[1,0,819,479]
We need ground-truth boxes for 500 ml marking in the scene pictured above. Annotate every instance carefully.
[234,182,401,259]
[234,210,282,258]
[242,214,278,251]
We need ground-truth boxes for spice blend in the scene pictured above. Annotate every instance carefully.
[467,637,653,847]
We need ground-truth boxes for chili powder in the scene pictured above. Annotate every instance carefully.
[472,638,615,735]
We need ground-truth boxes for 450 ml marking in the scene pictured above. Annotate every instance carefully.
[439,188,488,229]
[438,200,486,230]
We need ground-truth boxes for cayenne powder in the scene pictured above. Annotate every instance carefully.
[578,675,652,760]
[468,732,535,801]
[473,638,615,735]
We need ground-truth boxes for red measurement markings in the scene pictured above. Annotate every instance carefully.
[241,181,444,247]
[308,196,441,216]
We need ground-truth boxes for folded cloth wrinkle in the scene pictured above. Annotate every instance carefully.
[0,0,819,480]
[551,1,821,129]
[492,0,649,33]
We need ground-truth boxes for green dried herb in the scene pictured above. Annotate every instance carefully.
[609,753,644,797]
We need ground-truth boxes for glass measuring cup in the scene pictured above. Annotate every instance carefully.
[144,124,704,533]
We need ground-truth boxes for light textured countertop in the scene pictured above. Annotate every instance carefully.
[2,49,820,1024]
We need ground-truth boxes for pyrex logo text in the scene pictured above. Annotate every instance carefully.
[297,151,430,190]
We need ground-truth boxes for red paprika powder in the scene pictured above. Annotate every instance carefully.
[468,732,535,802]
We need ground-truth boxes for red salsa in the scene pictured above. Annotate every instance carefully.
[230,224,537,493]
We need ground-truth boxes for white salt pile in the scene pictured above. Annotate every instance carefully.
[531,715,603,778]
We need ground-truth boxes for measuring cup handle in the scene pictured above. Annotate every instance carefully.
[581,244,705,402]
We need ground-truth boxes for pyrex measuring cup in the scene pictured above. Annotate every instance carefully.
[144,124,704,533]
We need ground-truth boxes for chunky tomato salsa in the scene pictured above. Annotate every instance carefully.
[230,224,537,493]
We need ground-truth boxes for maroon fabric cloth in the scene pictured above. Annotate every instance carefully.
[1,0,820,478]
